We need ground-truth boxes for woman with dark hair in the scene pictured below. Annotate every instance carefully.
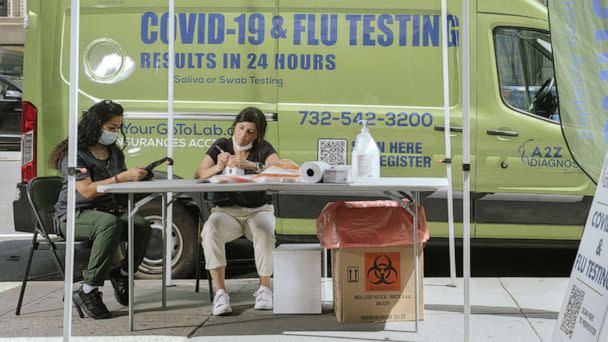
[50,100,152,319]
[194,107,279,315]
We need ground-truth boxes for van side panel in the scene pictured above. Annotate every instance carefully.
[275,1,462,161]
[55,0,465,186]
[477,0,547,21]
[474,12,592,239]
[23,0,589,242]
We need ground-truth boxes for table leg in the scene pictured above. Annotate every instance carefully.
[162,193,167,309]
[323,248,328,303]
[128,193,134,331]
[413,191,419,333]
[166,193,173,287]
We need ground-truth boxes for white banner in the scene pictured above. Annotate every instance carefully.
[553,152,608,341]
[548,0,608,183]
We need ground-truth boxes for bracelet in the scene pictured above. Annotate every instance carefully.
[113,175,120,184]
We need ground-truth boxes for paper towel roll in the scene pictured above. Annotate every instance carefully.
[300,161,330,183]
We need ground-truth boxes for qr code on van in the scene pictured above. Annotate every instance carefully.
[318,139,347,166]
[560,284,585,338]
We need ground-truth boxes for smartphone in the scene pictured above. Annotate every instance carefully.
[143,157,173,180]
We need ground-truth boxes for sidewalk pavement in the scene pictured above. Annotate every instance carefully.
[0,277,567,342]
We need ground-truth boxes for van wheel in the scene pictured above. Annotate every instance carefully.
[118,199,198,279]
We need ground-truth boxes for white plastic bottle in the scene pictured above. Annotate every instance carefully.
[351,120,380,181]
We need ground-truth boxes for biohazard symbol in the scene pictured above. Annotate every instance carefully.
[365,252,401,291]
[367,255,398,285]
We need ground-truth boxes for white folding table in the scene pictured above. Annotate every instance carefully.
[98,177,449,332]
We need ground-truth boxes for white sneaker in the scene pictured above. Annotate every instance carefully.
[212,289,232,315]
[253,285,273,310]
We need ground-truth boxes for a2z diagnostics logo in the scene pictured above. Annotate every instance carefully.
[365,252,401,291]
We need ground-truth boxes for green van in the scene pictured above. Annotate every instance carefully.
[13,0,593,277]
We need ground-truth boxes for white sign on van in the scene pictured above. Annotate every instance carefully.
[552,152,608,341]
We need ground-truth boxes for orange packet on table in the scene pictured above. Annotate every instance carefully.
[271,159,300,171]
[253,173,301,183]
[253,159,301,183]
[208,174,255,183]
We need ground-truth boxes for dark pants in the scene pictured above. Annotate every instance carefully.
[59,209,152,286]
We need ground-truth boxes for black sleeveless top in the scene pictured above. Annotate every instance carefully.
[206,138,276,208]
[55,144,127,218]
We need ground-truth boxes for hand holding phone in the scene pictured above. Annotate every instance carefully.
[142,157,173,181]
[124,167,148,181]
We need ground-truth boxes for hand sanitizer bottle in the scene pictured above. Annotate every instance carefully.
[351,120,380,181]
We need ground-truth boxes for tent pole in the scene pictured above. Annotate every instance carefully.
[441,0,457,288]
[165,0,175,287]
[461,0,472,340]
[63,0,80,341]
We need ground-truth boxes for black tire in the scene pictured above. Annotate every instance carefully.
[117,198,199,279]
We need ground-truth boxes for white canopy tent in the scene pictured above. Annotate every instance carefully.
[61,0,472,340]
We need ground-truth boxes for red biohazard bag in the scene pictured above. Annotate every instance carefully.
[316,200,429,248]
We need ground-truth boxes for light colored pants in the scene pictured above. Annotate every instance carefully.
[201,204,275,276]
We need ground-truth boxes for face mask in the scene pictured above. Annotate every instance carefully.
[232,135,253,151]
[98,129,118,145]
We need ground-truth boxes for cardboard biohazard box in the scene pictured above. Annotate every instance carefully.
[332,245,424,323]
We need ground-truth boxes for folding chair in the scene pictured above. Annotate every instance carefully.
[191,191,214,301]
[15,176,90,315]
[191,192,256,302]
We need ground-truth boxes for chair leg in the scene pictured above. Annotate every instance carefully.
[195,239,201,293]
[207,271,213,302]
[199,243,214,302]
[200,196,216,302]
[197,240,213,302]
[37,227,66,280]
[48,244,65,279]
[16,231,39,315]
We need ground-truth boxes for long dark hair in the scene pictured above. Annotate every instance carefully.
[230,107,267,152]
[49,100,126,169]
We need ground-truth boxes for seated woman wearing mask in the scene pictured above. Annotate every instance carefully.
[49,100,152,319]
[194,107,279,315]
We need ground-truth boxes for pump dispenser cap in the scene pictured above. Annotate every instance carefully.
[358,120,369,133]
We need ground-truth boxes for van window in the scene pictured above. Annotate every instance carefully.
[494,27,558,122]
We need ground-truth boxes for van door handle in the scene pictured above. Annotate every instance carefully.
[486,129,519,137]
[434,125,463,133]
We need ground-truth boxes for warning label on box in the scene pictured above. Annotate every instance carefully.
[347,266,359,282]
[365,252,401,291]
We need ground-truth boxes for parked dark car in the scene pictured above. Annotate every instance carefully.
[0,75,22,151]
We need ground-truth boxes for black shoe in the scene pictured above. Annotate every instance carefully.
[109,267,129,306]
[72,286,112,319]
